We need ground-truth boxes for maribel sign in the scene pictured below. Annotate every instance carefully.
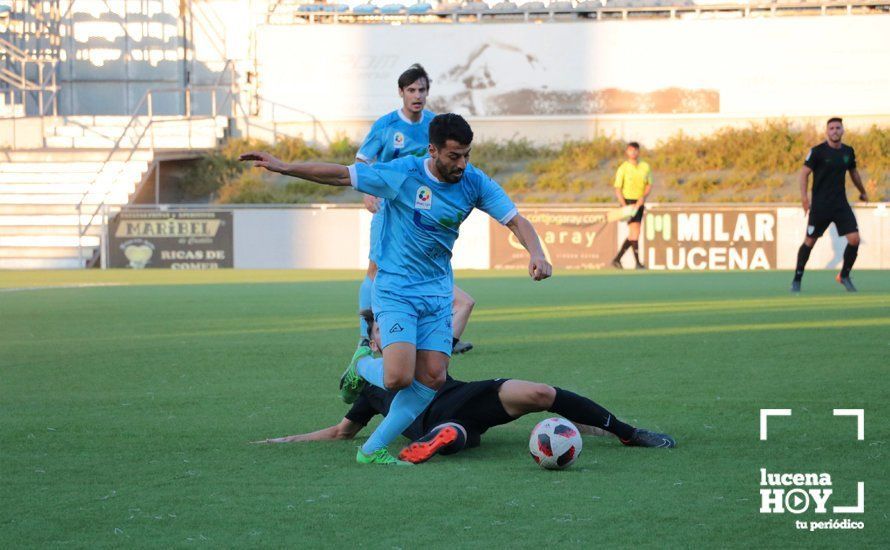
[490,208,617,270]
[108,209,233,269]
[644,208,777,270]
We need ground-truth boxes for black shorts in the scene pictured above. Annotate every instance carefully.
[807,205,858,238]
[422,378,514,448]
[624,198,645,223]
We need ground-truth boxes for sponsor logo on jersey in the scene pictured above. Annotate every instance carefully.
[393,132,405,149]
[414,186,432,210]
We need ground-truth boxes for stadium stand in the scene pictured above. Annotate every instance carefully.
[264,0,889,23]
[0,1,230,268]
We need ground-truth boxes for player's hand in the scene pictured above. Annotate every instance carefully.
[363,194,380,213]
[239,151,287,173]
[801,197,810,215]
[529,255,552,281]
[859,192,868,203]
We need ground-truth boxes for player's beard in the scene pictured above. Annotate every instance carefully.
[435,158,463,183]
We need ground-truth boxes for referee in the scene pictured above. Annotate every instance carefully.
[611,141,652,269]
[792,117,868,293]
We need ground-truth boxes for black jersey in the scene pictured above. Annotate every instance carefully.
[344,376,510,441]
[804,142,856,208]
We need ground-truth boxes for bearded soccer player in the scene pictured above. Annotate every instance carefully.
[611,142,651,270]
[241,114,552,465]
[356,64,475,354]
[257,310,676,462]
[791,117,868,293]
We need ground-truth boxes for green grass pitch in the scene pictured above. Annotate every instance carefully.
[1,270,887,548]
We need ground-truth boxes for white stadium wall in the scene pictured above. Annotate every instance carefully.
[256,15,890,140]
[47,5,890,144]
[106,204,890,270]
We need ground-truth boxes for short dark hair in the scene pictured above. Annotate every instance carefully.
[398,64,431,90]
[827,117,843,126]
[627,141,640,150]
[360,309,374,335]
[429,113,474,148]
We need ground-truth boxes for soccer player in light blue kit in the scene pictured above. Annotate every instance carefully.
[356,64,476,355]
[240,114,552,465]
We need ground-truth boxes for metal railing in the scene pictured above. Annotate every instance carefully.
[0,32,61,114]
[75,82,239,265]
[240,94,333,147]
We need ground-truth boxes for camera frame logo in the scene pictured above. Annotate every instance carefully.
[759,409,865,532]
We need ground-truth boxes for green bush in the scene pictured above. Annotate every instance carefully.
[192,126,890,204]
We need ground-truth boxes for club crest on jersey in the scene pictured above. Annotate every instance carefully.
[393,132,405,149]
[807,225,815,235]
[415,186,432,210]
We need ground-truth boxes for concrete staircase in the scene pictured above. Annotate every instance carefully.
[0,116,228,269]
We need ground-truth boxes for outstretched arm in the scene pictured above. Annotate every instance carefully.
[506,214,552,281]
[253,418,364,444]
[239,151,351,187]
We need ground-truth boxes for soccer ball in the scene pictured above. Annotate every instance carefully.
[529,417,582,470]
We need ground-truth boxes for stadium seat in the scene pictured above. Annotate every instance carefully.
[407,2,433,13]
[491,1,519,10]
[297,4,325,12]
[436,2,461,11]
[463,1,491,11]
[380,3,406,13]
[352,3,379,14]
[574,0,603,10]
[322,4,351,12]
[520,1,547,10]
[549,1,574,10]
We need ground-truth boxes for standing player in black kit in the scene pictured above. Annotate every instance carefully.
[791,118,868,293]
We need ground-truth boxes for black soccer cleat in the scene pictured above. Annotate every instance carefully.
[836,274,857,292]
[635,263,647,270]
[611,259,623,269]
[790,279,801,293]
[620,428,676,448]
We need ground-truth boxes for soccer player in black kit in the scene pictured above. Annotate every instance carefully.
[256,311,676,463]
[792,117,868,293]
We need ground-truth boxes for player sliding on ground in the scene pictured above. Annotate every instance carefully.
[241,114,552,465]
[357,64,475,355]
[256,310,676,462]
[792,117,868,293]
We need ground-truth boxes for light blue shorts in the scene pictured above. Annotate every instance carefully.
[373,286,452,356]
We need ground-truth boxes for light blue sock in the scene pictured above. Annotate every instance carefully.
[358,275,373,339]
[356,356,386,390]
[361,380,436,454]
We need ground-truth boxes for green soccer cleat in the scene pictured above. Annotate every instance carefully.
[356,448,414,466]
[339,346,371,404]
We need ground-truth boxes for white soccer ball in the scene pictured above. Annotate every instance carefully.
[529,417,582,470]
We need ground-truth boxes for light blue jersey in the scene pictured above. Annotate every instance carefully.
[358,109,435,262]
[349,156,518,297]
[356,109,435,164]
